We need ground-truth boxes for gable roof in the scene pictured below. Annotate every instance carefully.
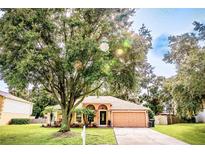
[0,90,32,104]
[82,96,147,110]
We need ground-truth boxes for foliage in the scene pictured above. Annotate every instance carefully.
[71,122,84,128]
[164,21,205,118]
[97,24,152,101]
[147,109,155,119]
[10,118,30,125]
[140,75,171,115]
[43,106,58,114]
[31,88,57,118]
[0,9,147,132]
[43,106,59,125]
[74,108,95,125]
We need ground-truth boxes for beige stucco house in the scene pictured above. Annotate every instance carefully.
[0,90,33,125]
[48,96,149,127]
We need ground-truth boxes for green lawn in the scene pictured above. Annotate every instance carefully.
[153,123,205,145]
[0,124,116,145]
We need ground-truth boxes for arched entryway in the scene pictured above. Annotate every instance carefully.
[98,105,108,125]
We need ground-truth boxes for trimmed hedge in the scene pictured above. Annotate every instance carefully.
[10,118,30,125]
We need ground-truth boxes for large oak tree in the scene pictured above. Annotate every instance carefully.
[0,9,149,132]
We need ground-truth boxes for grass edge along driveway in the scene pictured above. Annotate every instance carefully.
[153,123,205,145]
[0,124,116,145]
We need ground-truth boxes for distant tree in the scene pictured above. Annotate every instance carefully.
[163,21,205,118]
[139,76,166,115]
[0,9,148,132]
[31,88,57,118]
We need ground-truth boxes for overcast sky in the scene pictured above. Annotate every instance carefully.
[1,9,205,92]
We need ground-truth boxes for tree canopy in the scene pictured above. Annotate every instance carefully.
[164,21,205,118]
[0,9,150,131]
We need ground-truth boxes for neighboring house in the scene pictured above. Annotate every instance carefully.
[0,90,33,125]
[48,96,149,127]
[155,100,205,124]
[195,100,205,123]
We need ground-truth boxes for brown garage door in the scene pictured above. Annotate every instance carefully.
[112,112,146,127]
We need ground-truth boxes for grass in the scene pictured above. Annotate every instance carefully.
[0,124,116,145]
[153,123,205,145]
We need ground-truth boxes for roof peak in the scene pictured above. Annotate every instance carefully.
[0,90,32,104]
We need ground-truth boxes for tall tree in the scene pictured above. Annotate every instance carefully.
[0,9,147,132]
[163,21,205,118]
[139,75,167,115]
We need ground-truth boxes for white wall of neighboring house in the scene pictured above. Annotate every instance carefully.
[3,98,33,115]
[195,101,205,123]
[0,98,33,125]
[195,109,205,123]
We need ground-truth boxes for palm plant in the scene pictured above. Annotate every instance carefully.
[43,106,58,126]
[74,108,96,125]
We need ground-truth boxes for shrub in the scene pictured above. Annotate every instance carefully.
[180,116,196,123]
[92,123,97,128]
[148,109,155,119]
[71,122,84,128]
[10,118,30,125]
[108,120,111,127]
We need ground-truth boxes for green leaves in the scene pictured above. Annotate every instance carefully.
[164,21,205,118]
[0,9,150,129]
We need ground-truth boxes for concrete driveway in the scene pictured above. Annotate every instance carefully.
[114,128,188,145]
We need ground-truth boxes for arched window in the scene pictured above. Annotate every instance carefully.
[86,104,95,110]
[98,104,108,110]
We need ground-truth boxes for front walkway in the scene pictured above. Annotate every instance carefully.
[114,128,188,145]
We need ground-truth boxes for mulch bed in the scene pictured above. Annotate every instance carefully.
[53,131,80,138]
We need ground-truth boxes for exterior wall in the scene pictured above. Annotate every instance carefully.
[3,98,33,115]
[195,101,205,123]
[195,109,205,123]
[0,97,33,125]
[0,112,30,125]
[155,115,168,125]
[155,114,179,125]
[0,96,4,120]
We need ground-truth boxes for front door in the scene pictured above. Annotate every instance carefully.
[100,111,106,125]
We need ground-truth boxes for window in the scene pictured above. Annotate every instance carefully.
[76,113,82,123]
[98,105,107,110]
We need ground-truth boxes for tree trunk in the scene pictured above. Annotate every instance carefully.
[59,109,71,132]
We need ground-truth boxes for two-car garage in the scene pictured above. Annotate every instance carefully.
[112,111,148,127]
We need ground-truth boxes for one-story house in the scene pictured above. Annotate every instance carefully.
[0,90,33,125]
[48,96,149,127]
